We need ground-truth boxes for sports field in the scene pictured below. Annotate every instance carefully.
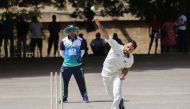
[0,54,190,109]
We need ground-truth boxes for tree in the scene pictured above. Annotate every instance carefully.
[0,0,189,26]
[126,0,189,22]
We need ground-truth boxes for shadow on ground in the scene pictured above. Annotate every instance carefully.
[0,54,190,78]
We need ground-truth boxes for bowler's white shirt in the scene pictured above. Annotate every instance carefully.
[101,38,134,77]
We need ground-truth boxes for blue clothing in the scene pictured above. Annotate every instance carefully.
[60,65,88,100]
[60,35,88,101]
[90,38,105,56]
[60,36,84,67]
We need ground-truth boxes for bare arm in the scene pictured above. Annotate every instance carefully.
[93,17,109,40]
[120,68,128,80]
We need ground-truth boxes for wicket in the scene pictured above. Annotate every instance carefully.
[50,72,63,109]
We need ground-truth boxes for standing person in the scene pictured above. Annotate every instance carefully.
[113,33,124,45]
[90,32,106,56]
[79,33,89,57]
[2,14,15,58]
[47,15,61,57]
[93,17,137,109]
[148,16,160,54]
[59,25,89,103]
[30,16,44,58]
[177,13,188,54]
[0,22,3,57]
[161,18,176,53]
[16,16,29,58]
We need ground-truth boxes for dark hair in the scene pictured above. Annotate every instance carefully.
[52,15,56,19]
[32,16,38,22]
[96,32,101,38]
[79,33,83,38]
[113,33,118,38]
[129,40,137,49]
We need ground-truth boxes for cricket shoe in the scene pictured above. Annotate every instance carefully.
[59,97,68,103]
[83,96,89,103]
[119,98,125,109]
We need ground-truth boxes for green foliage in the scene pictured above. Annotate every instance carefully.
[0,0,189,21]
[0,8,41,22]
[0,0,65,8]
[127,0,189,22]
[127,0,156,20]
[67,0,128,17]
[27,8,41,20]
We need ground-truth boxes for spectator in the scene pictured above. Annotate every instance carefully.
[113,33,124,45]
[148,16,160,54]
[60,25,89,103]
[0,22,2,57]
[79,33,89,57]
[2,14,14,58]
[30,16,44,58]
[16,16,29,58]
[47,15,61,57]
[161,18,176,53]
[177,13,188,54]
[90,32,106,56]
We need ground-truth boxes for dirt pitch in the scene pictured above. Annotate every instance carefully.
[0,54,190,109]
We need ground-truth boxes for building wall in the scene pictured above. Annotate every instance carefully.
[0,20,160,58]
[42,20,160,55]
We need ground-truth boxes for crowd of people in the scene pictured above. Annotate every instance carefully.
[0,13,188,58]
[0,14,124,58]
[148,13,188,54]
[0,15,46,58]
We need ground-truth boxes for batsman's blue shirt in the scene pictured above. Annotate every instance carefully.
[60,36,84,67]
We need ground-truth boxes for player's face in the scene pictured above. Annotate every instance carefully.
[123,42,135,55]
[69,32,76,38]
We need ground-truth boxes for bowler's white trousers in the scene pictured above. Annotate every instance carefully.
[103,74,123,109]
